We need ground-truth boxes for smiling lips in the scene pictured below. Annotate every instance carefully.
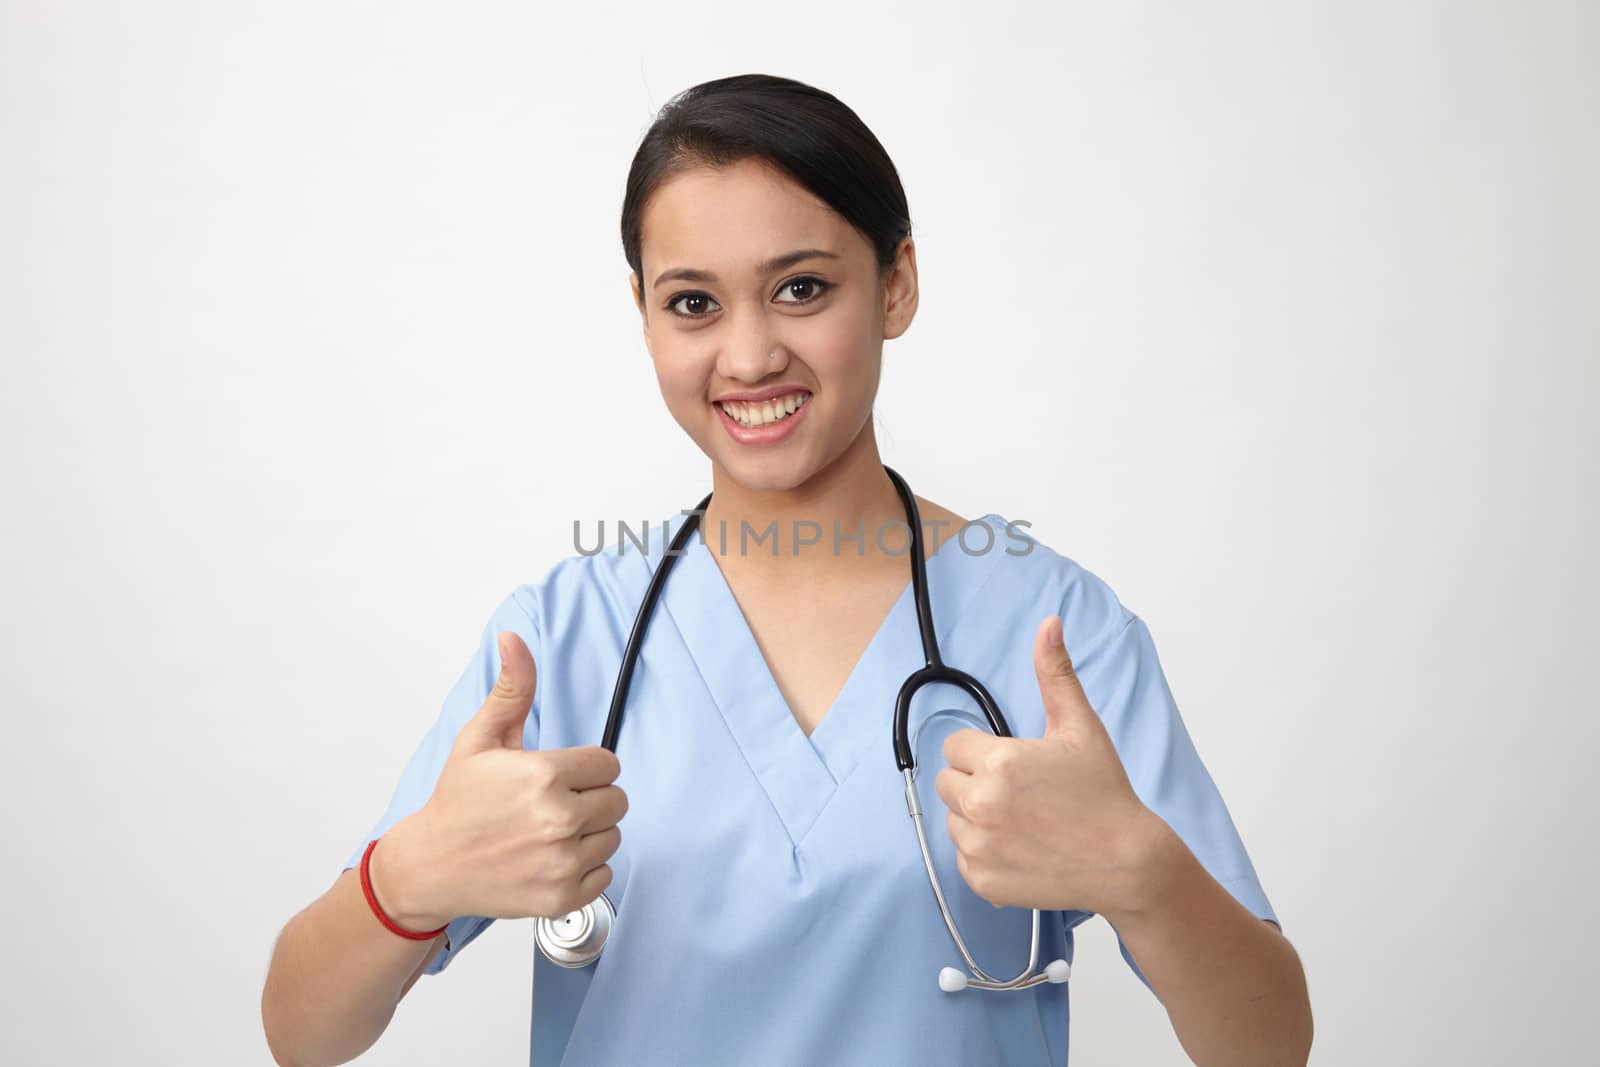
[715,391,812,428]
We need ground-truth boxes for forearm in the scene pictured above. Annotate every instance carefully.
[261,819,446,1067]
[1102,814,1313,1067]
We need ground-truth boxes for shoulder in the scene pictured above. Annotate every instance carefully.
[975,513,1136,648]
[498,513,677,630]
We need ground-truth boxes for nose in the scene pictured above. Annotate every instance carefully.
[716,313,791,382]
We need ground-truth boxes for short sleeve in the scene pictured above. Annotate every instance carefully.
[1071,611,1279,993]
[339,585,542,976]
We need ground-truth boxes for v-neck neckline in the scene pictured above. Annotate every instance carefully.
[639,510,1012,846]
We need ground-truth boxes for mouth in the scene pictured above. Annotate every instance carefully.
[713,390,812,429]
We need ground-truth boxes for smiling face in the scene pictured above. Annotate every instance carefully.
[630,156,917,494]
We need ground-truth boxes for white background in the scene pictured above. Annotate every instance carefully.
[3,2,1595,1064]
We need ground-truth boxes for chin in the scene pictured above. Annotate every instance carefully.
[710,450,817,494]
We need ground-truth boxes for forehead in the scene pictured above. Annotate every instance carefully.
[639,158,862,280]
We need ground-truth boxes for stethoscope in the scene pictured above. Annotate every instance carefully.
[533,464,1071,993]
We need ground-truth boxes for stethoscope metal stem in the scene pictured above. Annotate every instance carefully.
[904,769,1051,991]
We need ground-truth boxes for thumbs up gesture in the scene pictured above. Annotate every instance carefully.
[933,616,1158,916]
[370,632,628,932]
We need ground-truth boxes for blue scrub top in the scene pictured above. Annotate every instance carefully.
[342,511,1279,1065]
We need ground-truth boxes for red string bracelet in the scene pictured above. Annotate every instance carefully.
[360,836,449,941]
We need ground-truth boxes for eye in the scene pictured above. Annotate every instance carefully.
[775,275,832,305]
[665,291,719,319]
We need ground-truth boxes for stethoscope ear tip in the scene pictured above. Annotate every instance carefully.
[1046,959,1071,983]
[938,967,969,993]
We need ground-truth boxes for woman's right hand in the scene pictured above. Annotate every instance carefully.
[370,632,628,931]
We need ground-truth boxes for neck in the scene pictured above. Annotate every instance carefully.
[700,425,911,571]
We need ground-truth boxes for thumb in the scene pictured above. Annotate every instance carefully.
[458,631,538,753]
[1033,615,1093,739]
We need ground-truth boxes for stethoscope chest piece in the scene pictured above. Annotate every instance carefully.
[536,891,615,968]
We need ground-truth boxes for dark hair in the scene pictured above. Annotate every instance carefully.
[621,73,913,302]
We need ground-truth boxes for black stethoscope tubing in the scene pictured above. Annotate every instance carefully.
[597,464,1017,762]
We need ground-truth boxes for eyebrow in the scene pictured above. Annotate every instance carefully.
[651,248,840,291]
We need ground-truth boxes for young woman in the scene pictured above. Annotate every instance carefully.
[262,73,1311,1066]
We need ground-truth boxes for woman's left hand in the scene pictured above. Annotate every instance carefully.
[933,614,1159,917]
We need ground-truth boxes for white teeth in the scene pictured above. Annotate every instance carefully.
[719,392,810,428]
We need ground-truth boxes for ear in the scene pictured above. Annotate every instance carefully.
[881,236,919,341]
[630,272,654,352]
